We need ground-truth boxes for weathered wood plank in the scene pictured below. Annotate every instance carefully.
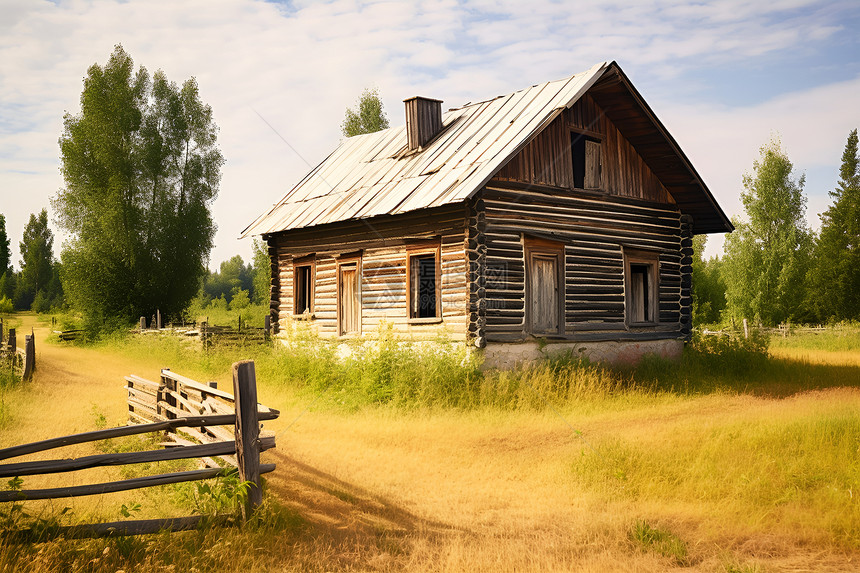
[0,413,277,461]
[0,437,276,478]
[0,464,276,502]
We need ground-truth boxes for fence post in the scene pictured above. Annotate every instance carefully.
[159,369,176,421]
[0,318,4,346]
[7,328,15,353]
[22,335,34,381]
[232,360,261,520]
[140,317,146,331]
[264,315,271,341]
[742,318,749,339]
[157,309,162,330]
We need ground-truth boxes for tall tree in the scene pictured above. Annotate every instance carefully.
[0,214,10,277]
[341,87,389,137]
[808,129,860,321]
[723,138,812,325]
[0,214,11,300]
[54,45,223,330]
[252,238,270,305]
[17,209,55,310]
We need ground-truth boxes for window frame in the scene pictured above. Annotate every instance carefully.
[336,254,362,336]
[523,235,566,337]
[570,129,602,191]
[623,248,661,327]
[406,242,442,324]
[292,255,315,318]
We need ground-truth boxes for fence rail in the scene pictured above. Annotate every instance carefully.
[0,360,278,536]
[133,313,273,349]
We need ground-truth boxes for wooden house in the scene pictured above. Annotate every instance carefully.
[242,61,732,367]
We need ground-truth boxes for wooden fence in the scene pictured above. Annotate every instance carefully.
[0,360,279,538]
[0,319,36,381]
[135,315,273,349]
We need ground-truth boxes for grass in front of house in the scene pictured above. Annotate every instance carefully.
[1,315,858,571]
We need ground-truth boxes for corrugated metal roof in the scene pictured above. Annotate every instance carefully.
[241,62,609,237]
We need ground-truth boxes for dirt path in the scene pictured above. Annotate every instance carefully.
[1,315,446,553]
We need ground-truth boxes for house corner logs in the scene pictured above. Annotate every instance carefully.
[266,236,280,335]
[679,214,694,341]
[467,196,487,348]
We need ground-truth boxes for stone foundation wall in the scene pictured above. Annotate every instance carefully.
[480,338,684,370]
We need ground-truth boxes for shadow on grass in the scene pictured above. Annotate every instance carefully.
[263,449,468,563]
[627,350,860,399]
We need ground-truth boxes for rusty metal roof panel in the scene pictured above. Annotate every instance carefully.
[242,62,609,237]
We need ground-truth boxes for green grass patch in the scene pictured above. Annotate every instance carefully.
[629,520,688,565]
[770,323,860,353]
[573,409,860,548]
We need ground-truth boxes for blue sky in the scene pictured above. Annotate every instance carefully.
[1,0,859,269]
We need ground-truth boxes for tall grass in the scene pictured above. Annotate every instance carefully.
[573,407,860,547]
[92,324,860,412]
[770,322,860,352]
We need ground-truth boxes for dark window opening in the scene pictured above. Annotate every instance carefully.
[410,253,437,319]
[629,263,650,323]
[571,133,601,190]
[294,264,313,315]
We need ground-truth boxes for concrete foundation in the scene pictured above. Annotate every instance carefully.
[276,331,685,371]
[480,338,684,370]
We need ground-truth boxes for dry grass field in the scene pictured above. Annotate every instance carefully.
[0,313,858,572]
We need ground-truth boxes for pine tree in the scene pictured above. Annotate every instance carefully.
[808,129,860,321]
[0,214,12,300]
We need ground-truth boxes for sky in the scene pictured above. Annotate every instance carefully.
[1,0,859,271]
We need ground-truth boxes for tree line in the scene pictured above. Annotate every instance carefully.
[693,129,860,326]
[0,209,64,314]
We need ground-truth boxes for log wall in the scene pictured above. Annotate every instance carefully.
[266,206,469,340]
[476,182,689,343]
[494,94,674,204]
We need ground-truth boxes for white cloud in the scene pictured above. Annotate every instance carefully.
[662,75,860,257]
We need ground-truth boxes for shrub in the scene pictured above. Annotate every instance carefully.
[0,296,12,314]
[229,289,250,310]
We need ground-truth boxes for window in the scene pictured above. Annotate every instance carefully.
[337,258,361,335]
[624,250,660,325]
[571,132,601,190]
[524,236,565,336]
[292,258,315,316]
[407,245,441,322]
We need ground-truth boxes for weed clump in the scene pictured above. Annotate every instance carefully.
[629,520,688,565]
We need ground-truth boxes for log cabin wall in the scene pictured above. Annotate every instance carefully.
[494,94,675,204]
[479,182,688,343]
[267,205,469,340]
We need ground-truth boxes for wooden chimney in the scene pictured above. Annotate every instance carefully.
[404,96,443,151]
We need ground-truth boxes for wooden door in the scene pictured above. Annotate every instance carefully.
[584,140,601,189]
[339,264,360,334]
[529,254,559,334]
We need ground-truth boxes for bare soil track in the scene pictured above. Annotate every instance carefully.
[4,313,859,572]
